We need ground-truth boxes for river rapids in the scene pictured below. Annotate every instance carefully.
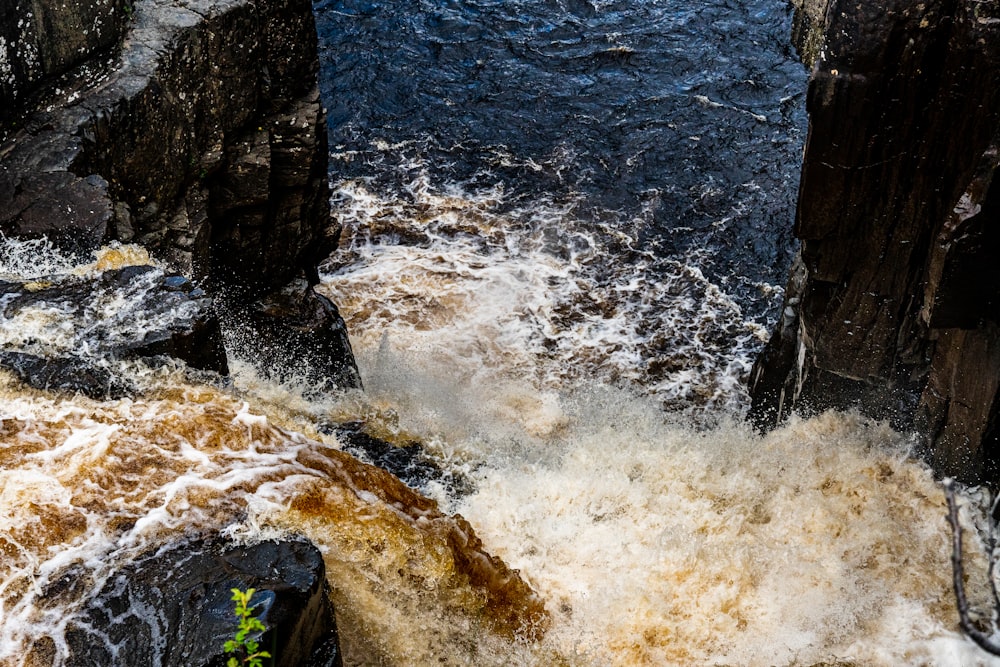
[1,0,999,665]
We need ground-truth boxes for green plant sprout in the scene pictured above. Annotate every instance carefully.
[224,588,272,667]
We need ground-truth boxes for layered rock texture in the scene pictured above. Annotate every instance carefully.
[750,0,1000,486]
[0,0,359,389]
[0,263,228,398]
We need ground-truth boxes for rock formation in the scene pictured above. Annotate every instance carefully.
[0,264,227,398]
[750,0,1000,486]
[230,278,361,393]
[0,0,359,390]
[65,535,342,667]
[331,420,471,496]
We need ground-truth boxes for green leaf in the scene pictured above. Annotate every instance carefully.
[224,587,272,666]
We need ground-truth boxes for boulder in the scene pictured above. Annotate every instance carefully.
[0,351,132,399]
[229,279,362,393]
[749,0,1000,486]
[65,535,342,667]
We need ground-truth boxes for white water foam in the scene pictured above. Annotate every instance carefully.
[0,216,995,666]
[315,171,1000,665]
[320,174,772,417]
[331,341,1000,667]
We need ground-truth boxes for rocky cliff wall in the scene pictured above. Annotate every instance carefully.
[0,0,360,389]
[1,0,336,296]
[750,0,1000,486]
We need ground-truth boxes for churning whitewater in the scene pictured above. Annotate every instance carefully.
[1,0,999,665]
[0,242,997,666]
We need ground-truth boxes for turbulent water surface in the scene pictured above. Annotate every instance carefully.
[316,0,807,413]
[1,0,999,666]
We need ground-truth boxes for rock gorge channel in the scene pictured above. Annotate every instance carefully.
[750,0,1000,488]
[3,0,1000,663]
[0,0,547,663]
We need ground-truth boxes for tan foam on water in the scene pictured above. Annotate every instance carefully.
[1,347,997,666]
[88,243,156,273]
[315,172,1000,664]
[267,460,549,665]
[456,407,996,666]
[0,239,154,282]
[0,378,547,667]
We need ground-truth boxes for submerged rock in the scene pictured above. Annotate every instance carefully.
[749,0,1000,486]
[0,351,132,400]
[65,535,342,667]
[332,421,471,496]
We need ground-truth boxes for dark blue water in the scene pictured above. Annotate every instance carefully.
[315,0,805,289]
[313,0,807,409]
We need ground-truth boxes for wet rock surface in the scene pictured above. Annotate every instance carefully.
[787,0,829,66]
[1,0,360,393]
[229,279,362,393]
[0,0,130,134]
[750,0,1000,486]
[65,535,342,667]
[1,0,332,295]
[332,421,471,496]
[0,264,227,397]
[0,350,132,399]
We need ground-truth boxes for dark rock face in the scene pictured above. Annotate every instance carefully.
[749,0,1000,485]
[787,0,829,67]
[0,0,130,134]
[0,264,227,397]
[0,350,132,399]
[1,0,333,294]
[229,279,362,392]
[66,535,342,667]
[1,0,361,393]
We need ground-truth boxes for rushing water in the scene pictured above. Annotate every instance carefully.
[2,0,1000,665]
[315,0,806,414]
